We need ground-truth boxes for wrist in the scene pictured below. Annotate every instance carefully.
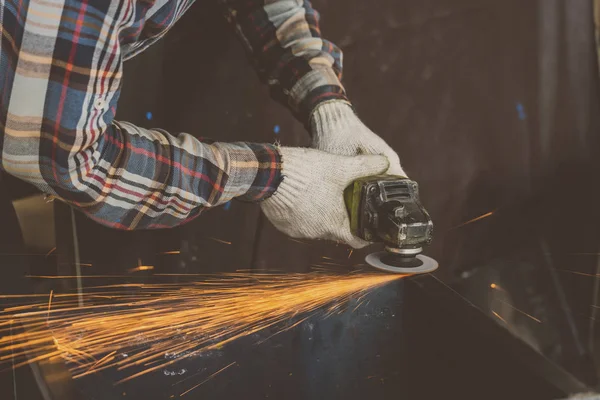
[291,67,350,127]
[265,147,312,210]
[310,101,360,139]
[218,142,283,203]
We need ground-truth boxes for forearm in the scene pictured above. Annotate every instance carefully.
[3,120,281,229]
[219,0,351,124]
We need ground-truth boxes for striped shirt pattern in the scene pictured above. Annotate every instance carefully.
[0,0,348,229]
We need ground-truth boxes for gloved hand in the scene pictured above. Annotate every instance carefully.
[310,101,406,177]
[261,147,389,249]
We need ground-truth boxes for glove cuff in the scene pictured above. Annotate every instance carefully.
[310,101,361,139]
[263,147,314,215]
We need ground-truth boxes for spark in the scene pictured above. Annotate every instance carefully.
[173,366,208,386]
[159,251,181,255]
[207,237,232,245]
[348,249,354,259]
[451,211,495,230]
[492,311,507,324]
[352,301,364,313]
[288,238,307,245]
[0,253,51,256]
[554,268,600,278]
[45,247,57,257]
[0,272,403,383]
[495,299,542,323]
[74,351,117,378]
[320,261,346,267]
[180,362,237,396]
[25,275,131,279]
[428,274,481,310]
[128,266,155,273]
[489,283,507,293]
[46,291,53,325]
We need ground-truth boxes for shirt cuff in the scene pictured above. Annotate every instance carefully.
[232,143,283,203]
[286,67,352,126]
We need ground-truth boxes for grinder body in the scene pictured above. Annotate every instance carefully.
[344,175,438,274]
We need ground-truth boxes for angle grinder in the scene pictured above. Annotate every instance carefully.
[345,175,438,274]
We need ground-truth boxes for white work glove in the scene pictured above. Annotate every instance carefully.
[260,147,389,249]
[310,101,407,177]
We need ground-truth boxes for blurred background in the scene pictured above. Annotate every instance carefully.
[1,0,600,398]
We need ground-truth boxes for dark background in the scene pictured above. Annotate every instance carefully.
[2,0,600,399]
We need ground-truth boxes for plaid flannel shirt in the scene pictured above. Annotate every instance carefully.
[0,0,349,229]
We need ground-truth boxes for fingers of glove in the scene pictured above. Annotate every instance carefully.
[367,148,406,177]
[340,154,389,183]
[382,151,406,176]
[341,231,372,249]
[387,162,407,177]
[333,205,372,249]
[323,216,371,249]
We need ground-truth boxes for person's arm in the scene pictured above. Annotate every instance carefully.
[217,0,350,125]
[219,0,406,176]
[0,1,281,230]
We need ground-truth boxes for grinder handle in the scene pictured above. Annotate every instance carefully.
[344,175,410,241]
[344,179,364,237]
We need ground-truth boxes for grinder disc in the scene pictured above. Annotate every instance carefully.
[365,252,438,274]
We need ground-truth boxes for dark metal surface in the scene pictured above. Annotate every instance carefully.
[404,275,588,398]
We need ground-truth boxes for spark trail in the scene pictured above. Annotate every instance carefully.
[0,272,403,383]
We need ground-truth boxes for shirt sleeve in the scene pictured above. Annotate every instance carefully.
[0,0,282,230]
[218,0,351,125]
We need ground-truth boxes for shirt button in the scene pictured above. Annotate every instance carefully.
[94,98,106,110]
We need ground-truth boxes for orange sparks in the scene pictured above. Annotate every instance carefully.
[492,311,507,324]
[207,237,232,245]
[495,299,542,323]
[0,272,404,383]
[348,249,354,259]
[128,266,155,273]
[554,268,600,278]
[45,247,57,257]
[288,238,307,245]
[46,290,53,324]
[490,282,510,294]
[180,362,236,396]
[26,275,131,279]
[159,251,181,255]
[451,211,495,230]
[74,350,118,379]
[320,261,346,267]
[47,291,53,308]
[490,283,505,291]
